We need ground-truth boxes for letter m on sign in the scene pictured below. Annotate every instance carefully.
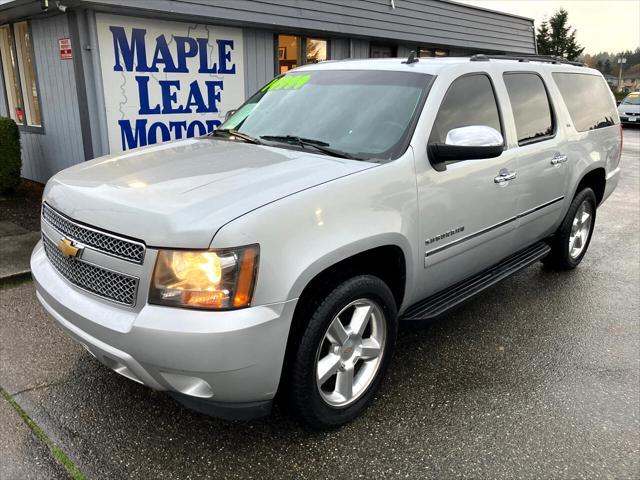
[110,26,149,72]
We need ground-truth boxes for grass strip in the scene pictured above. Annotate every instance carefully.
[1,387,87,480]
[0,273,32,289]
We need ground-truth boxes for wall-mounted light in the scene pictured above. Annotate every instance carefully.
[56,1,68,12]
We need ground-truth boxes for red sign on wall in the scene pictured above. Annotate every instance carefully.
[59,38,72,60]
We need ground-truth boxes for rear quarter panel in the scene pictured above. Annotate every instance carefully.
[547,68,621,222]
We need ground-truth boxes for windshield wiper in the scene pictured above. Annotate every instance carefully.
[210,128,261,145]
[260,135,362,160]
[261,135,330,147]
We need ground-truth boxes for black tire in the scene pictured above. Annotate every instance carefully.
[543,188,597,270]
[288,275,398,428]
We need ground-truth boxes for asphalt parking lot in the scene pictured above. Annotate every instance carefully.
[1,128,639,480]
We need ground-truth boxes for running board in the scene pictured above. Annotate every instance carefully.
[401,241,551,321]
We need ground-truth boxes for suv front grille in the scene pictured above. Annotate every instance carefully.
[42,234,139,306]
[42,203,145,264]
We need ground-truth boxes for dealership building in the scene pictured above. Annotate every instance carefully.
[0,0,536,183]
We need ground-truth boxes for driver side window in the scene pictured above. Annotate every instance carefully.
[429,73,502,145]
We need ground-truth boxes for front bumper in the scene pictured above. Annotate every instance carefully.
[31,241,296,418]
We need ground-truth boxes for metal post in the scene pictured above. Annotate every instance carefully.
[617,57,627,92]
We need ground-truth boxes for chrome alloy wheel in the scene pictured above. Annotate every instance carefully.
[569,200,593,260]
[315,299,387,407]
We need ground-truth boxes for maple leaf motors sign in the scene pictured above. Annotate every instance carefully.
[96,14,245,153]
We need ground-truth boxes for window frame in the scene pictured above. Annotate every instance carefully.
[0,21,44,133]
[503,71,557,147]
[274,34,330,75]
[0,36,11,118]
[427,71,506,165]
[0,24,22,124]
[0,56,6,118]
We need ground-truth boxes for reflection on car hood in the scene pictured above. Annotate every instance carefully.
[618,103,640,114]
[44,138,376,248]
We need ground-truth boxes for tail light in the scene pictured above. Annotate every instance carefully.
[617,123,623,168]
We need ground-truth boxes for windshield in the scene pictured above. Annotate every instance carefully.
[218,69,432,160]
[621,93,640,105]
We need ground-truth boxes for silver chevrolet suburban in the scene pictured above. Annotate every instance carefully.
[31,55,622,428]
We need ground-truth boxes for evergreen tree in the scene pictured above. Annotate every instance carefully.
[536,20,552,55]
[536,8,585,60]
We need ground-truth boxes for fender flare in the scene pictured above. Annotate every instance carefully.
[286,232,414,306]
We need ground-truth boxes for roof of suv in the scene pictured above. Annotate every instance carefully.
[295,56,596,76]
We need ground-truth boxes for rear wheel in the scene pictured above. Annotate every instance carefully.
[543,188,597,270]
[288,275,398,428]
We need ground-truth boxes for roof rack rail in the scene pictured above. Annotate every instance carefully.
[470,53,586,67]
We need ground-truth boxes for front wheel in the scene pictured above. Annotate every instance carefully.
[543,188,597,270]
[288,275,398,428]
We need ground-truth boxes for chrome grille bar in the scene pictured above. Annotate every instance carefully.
[42,203,145,264]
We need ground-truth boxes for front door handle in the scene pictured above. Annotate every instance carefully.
[494,168,517,184]
[551,153,568,165]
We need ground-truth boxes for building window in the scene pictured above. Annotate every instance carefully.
[419,47,449,58]
[0,25,24,124]
[0,21,42,127]
[370,44,397,58]
[277,34,328,74]
[305,38,327,64]
[278,34,299,74]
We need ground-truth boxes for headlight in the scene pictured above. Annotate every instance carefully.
[149,245,259,310]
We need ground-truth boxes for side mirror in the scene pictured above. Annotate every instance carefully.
[428,125,504,171]
[224,109,237,122]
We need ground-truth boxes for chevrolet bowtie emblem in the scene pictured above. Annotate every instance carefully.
[57,238,82,258]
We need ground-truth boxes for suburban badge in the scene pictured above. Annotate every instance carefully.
[425,226,465,245]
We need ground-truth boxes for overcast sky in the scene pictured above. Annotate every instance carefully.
[455,0,640,54]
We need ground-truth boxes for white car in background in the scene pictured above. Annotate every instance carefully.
[618,91,640,125]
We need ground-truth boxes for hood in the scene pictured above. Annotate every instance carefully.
[618,103,640,114]
[45,138,376,248]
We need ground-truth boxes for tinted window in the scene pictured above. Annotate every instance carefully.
[553,73,618,132]
[429,74,502,144]
[504,73,554,145]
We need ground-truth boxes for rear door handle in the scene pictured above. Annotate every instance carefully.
[494,169,517,184]
[551,153,568,165]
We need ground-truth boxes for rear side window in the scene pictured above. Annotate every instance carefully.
[552,73,618,132]
[429,73,502,144]
[504,73,554,145]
